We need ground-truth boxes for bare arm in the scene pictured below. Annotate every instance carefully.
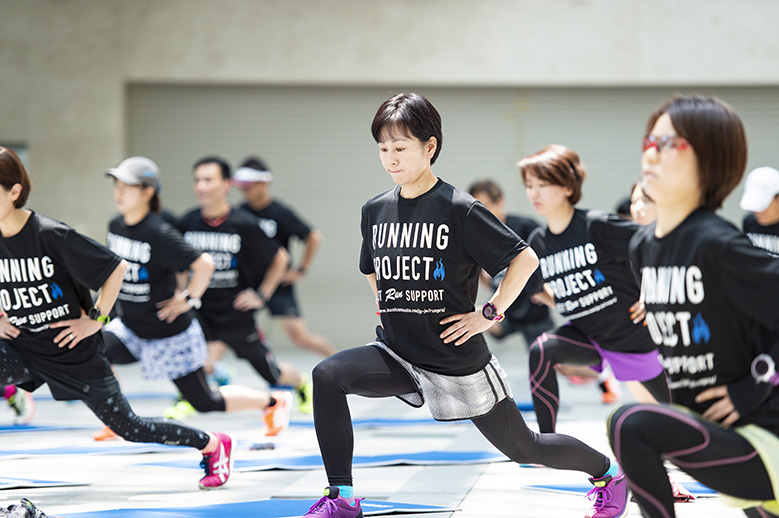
[156,253,215,323]
[233,247,290,311]
[50,259,128,349]
[440,248,539,346]
[282,229,323,285]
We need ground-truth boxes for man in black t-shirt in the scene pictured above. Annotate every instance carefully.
[178,156,313,413]
[468,179,553,348]
[740,166,779,256]
[233,157,336,357]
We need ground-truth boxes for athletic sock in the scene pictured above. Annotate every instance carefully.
[593,459,620,479]
[336,485,354,499]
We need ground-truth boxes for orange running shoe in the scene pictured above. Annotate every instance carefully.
[92,425,120,441]
[263,391,292,436]
[601,379,619,405]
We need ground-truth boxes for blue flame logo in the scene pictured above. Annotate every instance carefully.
[50,283,63,300]
[433,259,446,281]
[138,266,149,281]
[692,313,711,344]
[593,268,606,284]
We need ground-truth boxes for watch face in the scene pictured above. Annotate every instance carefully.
[482,303,495,320]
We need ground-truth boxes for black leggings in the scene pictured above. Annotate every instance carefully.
[312,345,610,487]
[529,325,670,432]
[103,331,226,413]
[608,403,776,518]
[0,340,210,450]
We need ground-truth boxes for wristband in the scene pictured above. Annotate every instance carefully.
[297,266,307,274]
[751,354,779,386]
[256,290,267,303]
[88,306,111,325]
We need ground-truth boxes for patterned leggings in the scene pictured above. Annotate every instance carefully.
[312,345,610,488]
[0,340,210,449]
[528,325,670,432]
[608,403,777,518]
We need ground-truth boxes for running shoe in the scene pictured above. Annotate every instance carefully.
[3,498,50,517]
[163,397,197,420]
[670,475,696,502]
[303,486,364,517]
[92,425,120,441]
[6,387,35,425]
[600,379,619,405]
[296,377,314,414]
[199,432,234,489]
[207,361,233,388]
[264,391,292,436]
[585,471,631,518]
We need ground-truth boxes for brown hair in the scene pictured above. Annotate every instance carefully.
[468,179,503,203]
[519,145,587,205]
[0,147,32,208]
[646,94,747,211]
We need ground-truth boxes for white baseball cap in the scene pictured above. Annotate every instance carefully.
[740,166,779,212]
[105,156,162,193]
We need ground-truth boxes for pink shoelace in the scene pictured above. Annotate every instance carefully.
[586,484,613,511]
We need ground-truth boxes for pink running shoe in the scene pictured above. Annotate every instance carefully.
[198,432,234,489]
[670,476,696,502]
[303,486,364,517]
[585,471,631,518]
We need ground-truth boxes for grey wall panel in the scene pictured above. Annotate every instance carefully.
[127,85,779,350]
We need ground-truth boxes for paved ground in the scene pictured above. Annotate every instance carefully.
[0,335,744,517]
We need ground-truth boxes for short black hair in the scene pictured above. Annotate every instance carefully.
[371,93,443,165]
[193,156,231,180]
[240,156,271,172]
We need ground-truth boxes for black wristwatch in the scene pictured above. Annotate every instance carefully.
[88,306,111,325]
[481,302,505,322]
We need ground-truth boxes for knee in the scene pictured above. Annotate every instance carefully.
[187,396,223,413]
[607,403,653,455]
[312,356,341,390]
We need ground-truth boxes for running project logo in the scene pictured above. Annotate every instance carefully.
[433,259,445,281]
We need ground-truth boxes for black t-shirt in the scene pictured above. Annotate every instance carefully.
[177,207,280,321]
[743,213,779,256]
[491,214,549,324]
[527,209,655,353]
[108,212,201,339]
[359,179,527,375]
[239,199,312,252]
[0,211,121,378]
[631,208,779,433]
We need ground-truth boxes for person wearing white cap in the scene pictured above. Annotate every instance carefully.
[94,156,292,443]
[177,156,313,415]
[740,166,779,256]
[233,157,336,359]
[0,148,234,490]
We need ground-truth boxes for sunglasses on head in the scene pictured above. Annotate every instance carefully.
[642,135,690,152]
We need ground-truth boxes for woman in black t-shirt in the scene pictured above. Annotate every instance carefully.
[519,145,670,436]
[97,156,291,440]
[609,95,779,518]
[0,147,233,490]
[302,93,629,518]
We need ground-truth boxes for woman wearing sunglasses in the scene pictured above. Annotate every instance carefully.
[609,94,779,518]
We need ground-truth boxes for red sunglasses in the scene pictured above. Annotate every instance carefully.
[642,135,690,152]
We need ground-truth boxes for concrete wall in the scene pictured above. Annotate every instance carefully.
[2,0,778,238]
